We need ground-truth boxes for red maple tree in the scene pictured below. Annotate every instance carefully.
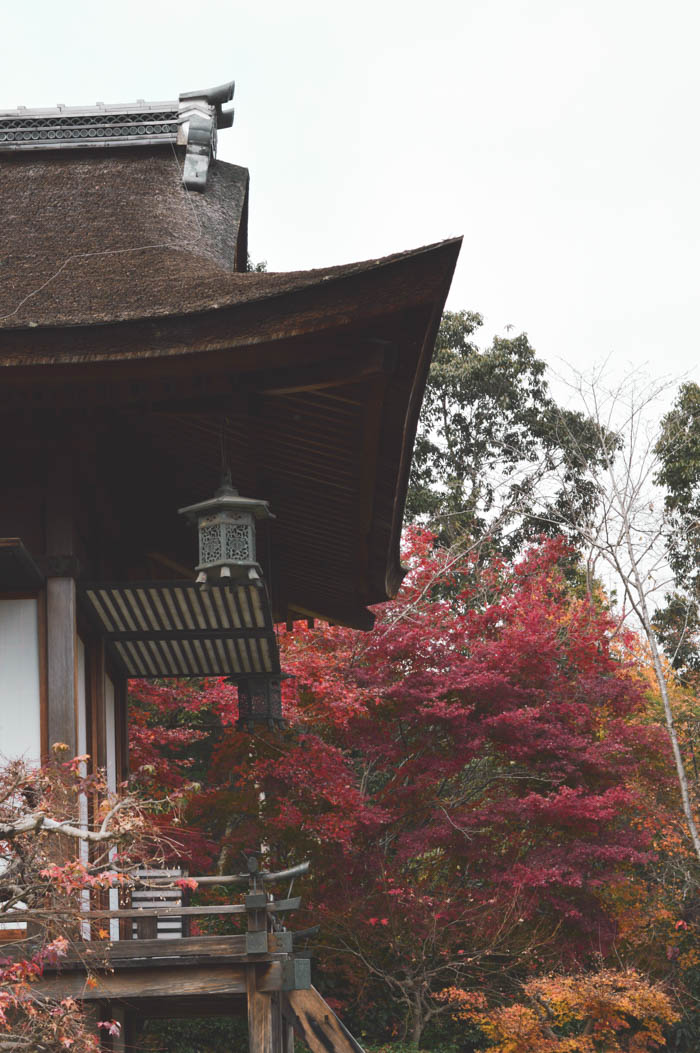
[129,531,679,1046]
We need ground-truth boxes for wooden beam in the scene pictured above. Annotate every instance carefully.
[257,343,397,397]
[283,986,365,1053]
[12,902,247,922]
[67,933,247,962]
[36,961,284,1002]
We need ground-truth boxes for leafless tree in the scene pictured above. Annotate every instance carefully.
[532,367,700,864]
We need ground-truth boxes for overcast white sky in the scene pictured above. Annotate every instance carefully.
[2,0,698,391]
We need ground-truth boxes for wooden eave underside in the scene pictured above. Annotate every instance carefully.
[0,538,43,590]
[0,240,460,628]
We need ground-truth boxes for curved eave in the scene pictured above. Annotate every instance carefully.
[1,239,462,629]
[0,239,461,363]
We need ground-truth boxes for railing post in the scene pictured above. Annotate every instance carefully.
[135,916,158,940]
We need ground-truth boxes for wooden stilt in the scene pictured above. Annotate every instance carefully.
[108,1006,127,1053]
[247,964,273,1053]
[271,991,282,1053]
[81,1002,102,1048]
[271,991,294,1053]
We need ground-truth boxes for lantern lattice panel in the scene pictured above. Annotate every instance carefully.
[199,522,224,565]
[198,515,254,568]
[224,519,253,562]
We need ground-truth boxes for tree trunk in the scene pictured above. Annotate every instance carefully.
[622,523,700,863]
[408,993,424,1049]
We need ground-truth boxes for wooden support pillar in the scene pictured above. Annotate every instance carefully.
[108,1005,127,1053]
[46,576,78,752]
[81,1001,102,1048]
[247,964,273,1053]
[45,446,78,754]
[271,992,294,1053]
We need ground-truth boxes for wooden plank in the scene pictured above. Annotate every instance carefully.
[269,896,301,914]
[36,964,246,1001]
[35,961,281,1001]
[248,965,273,1053]
[67,933,247,961]
[283,986,365,1053]
[9,900,296,923]
[10,902,247,922]
[141,860,309,887]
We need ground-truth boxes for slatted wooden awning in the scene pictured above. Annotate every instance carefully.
[82,581,280,679]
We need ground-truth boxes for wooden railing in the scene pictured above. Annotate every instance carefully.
[2,859,368,1053]
[2,859,311,959]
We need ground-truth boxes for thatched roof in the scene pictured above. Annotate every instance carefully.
[0,146,249,331]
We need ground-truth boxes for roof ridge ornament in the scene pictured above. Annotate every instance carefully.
[177,81,235,191]
[0,80,235,192]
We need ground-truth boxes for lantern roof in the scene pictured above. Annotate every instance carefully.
[179,474,274,523]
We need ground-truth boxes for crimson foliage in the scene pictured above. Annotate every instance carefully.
[129,533,674,1043]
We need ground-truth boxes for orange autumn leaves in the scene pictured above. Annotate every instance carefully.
[439,970,677,1052]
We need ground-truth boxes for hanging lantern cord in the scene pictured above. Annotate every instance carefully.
[220,416,230,481]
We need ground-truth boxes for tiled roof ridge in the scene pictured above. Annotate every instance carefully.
[0,81,235,191]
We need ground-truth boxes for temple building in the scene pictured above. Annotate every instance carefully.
[0,81,460,1050]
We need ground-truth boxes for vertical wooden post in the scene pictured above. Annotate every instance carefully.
[91,637,107,772]
[247,964,273,1053]
[81,1001,102,1048]
[45,447,78,753]
[271,991,294,1053]
[46,577,78,752]
[110,1006,127,1053]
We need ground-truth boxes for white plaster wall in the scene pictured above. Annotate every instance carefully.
[0,599,41,765]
